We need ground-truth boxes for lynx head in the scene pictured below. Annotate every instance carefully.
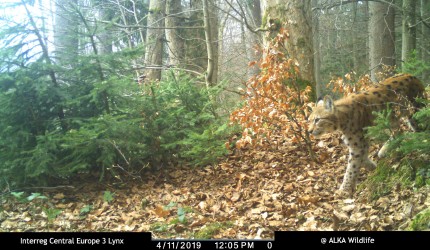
[308,96,338,138]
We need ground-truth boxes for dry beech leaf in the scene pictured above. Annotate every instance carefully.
[153,205,170,218]
[198,201,207,211]
[53,193,65,200]
[341,204,355,212]
[333,210,349,221]
[231,192,241,202]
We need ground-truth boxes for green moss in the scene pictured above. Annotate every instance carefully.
[297,38,306,48]
[363,157,429,200]
[262,12,268,28]
[362,160,396,200]
[193,222,234,239]
[150,222,169,232]
[263,5,285,33]
[408,208,430,231]
[149,8,162,14]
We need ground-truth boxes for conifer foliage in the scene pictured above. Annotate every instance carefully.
[0,2,231,189]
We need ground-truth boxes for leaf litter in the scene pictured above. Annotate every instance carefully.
[0,134,428,238]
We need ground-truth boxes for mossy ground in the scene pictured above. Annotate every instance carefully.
[408,208,430,231]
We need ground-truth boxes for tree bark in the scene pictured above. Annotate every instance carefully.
[185,0,207,74]
[165,0,185,67]
[202,0,218,86]
[368,1,395,82]
[98,6,115,55]
[263,0,315,95]
[312,0,322,98]
[422,0,430,81]
[358,1,369,75]
[244,0,263,77]
[402,0,417,70]
[144,0,166,82]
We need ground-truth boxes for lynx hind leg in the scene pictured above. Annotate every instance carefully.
[378,139,391,158]
[379,115,419,158]
[407,116,419,132]
[363,157,376,171]
[360,141,376,170]
[377,111,402,158]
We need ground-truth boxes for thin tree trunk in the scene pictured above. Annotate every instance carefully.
[98,6,114,54]
[422,0,430,81]
[144,0,166,82]
[312,0,322,98]
[402,0,417,70]
[186,0,207,74]
[368,1,395,82]
[202,0,217,86]
[166,0,185,67]
[245,0,262,77]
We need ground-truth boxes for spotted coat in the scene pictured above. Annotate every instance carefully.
[308,74,425,195]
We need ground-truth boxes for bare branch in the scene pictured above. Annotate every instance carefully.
[220,0,268,33]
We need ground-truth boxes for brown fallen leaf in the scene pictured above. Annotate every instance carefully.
[333,209,349,221]
[231,192,241,202]
[172,189,181,195]
[268,220,283,227]
[297,195,319,205]
[53,193,65,200]
[198,201,207,211]
[284,183,294,192]
[153,205,170,217]
[341,204,355,212]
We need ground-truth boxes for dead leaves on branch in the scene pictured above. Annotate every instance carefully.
[230,28,313,151]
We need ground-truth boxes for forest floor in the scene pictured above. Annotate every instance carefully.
[1,134,429,238]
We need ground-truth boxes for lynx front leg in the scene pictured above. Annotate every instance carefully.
[339,151,360,195]
[339,134,371,195]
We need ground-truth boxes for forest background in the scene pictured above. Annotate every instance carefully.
[0,0,429,235]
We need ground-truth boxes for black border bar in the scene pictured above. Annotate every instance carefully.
[0,231,429,249]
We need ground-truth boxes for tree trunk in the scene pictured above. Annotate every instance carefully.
[402,0,417,70]
[244,0,263,77]
[165,0,185,67]
[185,0,207,74]
[144,0,166,82]
[263,0,315,96]
[348,1,369,77]
[312,0,322,98]
[202,0,218,86]
[422,0,430,81]
[368,1,395,82]
[98,6,115,55]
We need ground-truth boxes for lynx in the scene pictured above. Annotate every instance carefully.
[308,74,425,195]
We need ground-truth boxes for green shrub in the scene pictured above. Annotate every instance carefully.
[402,50,430,78]
[0,69,234,188]
[364,99,430,198]
[140,72,236,167]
